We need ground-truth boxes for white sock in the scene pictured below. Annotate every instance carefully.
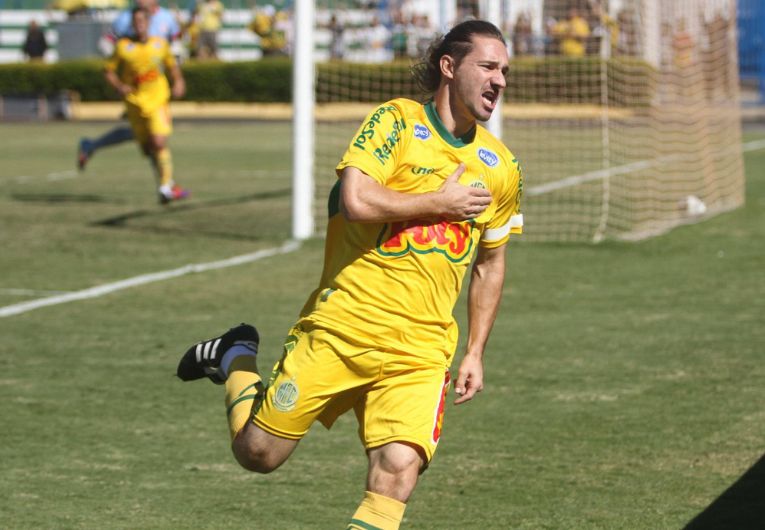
[220,343,258,378]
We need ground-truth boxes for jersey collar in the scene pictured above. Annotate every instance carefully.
[423,100,476,147]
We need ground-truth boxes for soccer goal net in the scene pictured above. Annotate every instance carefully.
[304,0,743,242]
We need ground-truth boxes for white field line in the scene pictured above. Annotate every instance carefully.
[0,240,301,318]
[527,139,765,197]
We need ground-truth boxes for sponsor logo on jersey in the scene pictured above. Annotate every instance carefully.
[136,69,160,84]
[413,123,431,140]
[376,218,475,262]
[411,166,435,175]
[352,104,398,150]
[469,178,486,189]
[372,118,406,166]
[478,147,499,167]
[273,379,299,412]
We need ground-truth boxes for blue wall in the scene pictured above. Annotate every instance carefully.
[738,0,765,100]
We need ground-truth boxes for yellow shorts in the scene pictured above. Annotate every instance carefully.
[253,324,452,463]
[126,102,172,144]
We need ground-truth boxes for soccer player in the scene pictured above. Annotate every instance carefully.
[104,7,188,203]
[176,20,523,529]
[77,0,180,171]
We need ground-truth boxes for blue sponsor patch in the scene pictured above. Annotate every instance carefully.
[478,148,499,167]
[414,123,431,140]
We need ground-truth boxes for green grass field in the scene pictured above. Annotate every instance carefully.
[1,120,764,529]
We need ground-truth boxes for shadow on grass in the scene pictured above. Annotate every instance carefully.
[684,452,765,530]
[11,193,123,204]
[89,188,292,242]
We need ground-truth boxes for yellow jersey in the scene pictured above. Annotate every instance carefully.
[105,36,176,112]
[553,16,590,57]
[298,98,523,363]
[197,0,224,32]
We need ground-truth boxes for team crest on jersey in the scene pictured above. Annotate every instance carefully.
[478,147,499,168]
[376,218,475,262]
[272,379,299,412]
[413,123,431,140]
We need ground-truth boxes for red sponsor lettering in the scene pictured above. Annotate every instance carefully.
[379,219,472,259]
[432,371,451,444]
[135,70,160,84]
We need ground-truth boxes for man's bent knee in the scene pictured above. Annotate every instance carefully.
[231,422,298,474]
[367,442,425,503]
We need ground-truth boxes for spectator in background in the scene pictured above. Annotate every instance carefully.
[194,0,224,59]
[672,18,694,70]
[701,10,732,99]
[616,6,639,56]
[329,13,345,60]
[77,0,180,171]
[22,20,48,61]
[110,0,180,46]
[512,11,533,57]
[250,4,291,57]
[670,18,701,102]
[587,0,619,56]
[543,16,558,55]
[390,11,408,60]
[551,7,590,57]
[404,13,433,60]
[364,15,392,63]
[414,14,433,58]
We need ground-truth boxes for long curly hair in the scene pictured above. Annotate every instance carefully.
[412,20,506,94]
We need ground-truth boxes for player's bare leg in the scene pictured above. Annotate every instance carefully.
[146,134,188,204]
[347,442,419,529]
[177,323,298,473]
[231,420,299,473]
[367,442,422,502]
[77,126,134,171]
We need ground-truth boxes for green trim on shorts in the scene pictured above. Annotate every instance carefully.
[346,519,383,530]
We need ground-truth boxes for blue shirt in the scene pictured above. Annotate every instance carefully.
[111,7,180,40]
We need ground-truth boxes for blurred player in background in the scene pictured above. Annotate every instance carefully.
[77,0,180,171]
[176,19,522,529]
[105,6,188,203]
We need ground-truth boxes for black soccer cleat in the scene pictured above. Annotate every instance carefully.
[176,323,259,384]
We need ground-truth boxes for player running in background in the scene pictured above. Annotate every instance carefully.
[176,19,522,528]
[77,0,180,171]
[105,7,188,203]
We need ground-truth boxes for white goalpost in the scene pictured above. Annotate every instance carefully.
[291,0,315,240]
